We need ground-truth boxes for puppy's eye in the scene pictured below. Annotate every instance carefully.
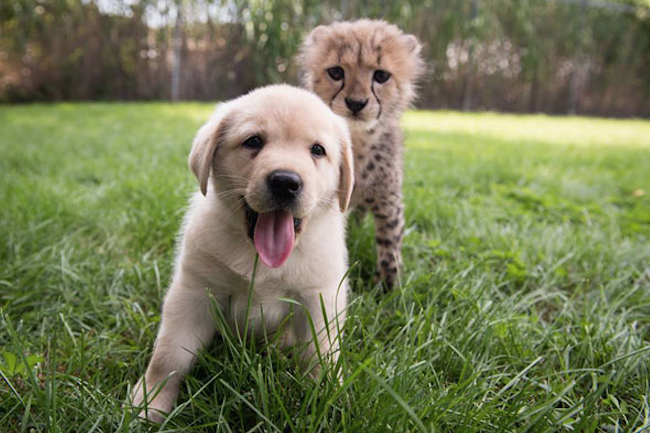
[327,66,344,81]
[311,144,326,157]
[373,70,391,84]
[242,135,264,150]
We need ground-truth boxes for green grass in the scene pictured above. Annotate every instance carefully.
[1,103,650,432]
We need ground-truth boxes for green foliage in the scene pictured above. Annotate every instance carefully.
[1,0,650,115]
[1,351,43,377]
[0,104,649,431]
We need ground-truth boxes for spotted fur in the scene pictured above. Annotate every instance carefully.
[299,20,425,288]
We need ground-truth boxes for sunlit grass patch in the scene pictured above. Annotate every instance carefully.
[1,104,649,431]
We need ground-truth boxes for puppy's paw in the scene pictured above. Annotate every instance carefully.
[129,394,171,423]
[129,378,176,423]
[138,407,168,423]
[305,356,344,385]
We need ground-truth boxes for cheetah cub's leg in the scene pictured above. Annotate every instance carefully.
[372,184,404,289]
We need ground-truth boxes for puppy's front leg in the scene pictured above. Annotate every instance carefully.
[131,273,215,422]
[295,285,347,377]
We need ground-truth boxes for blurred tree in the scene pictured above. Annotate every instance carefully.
[170,0,185,101]
[0,0,649,116]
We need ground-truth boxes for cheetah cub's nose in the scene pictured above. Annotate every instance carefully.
[345,97,368,114]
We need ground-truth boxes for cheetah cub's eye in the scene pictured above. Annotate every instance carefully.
[373,70,391,84]
[327,67,344,81]
[311,144,326,157]
[242,135,264,150]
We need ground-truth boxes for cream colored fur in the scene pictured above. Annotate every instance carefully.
[130,84,353,422]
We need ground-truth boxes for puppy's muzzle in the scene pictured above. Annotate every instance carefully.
[267,170,302,206]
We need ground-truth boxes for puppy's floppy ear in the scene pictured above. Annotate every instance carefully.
[337,125,355,213]
[188,103,231,196]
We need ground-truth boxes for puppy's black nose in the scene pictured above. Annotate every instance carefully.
[267,170,302,203]
[345,97,368,114]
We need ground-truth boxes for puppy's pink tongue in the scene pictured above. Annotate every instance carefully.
[253,210,295,268]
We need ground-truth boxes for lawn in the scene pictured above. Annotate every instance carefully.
[1,103,650,432]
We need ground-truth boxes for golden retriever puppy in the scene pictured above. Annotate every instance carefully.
[130,84,354,422]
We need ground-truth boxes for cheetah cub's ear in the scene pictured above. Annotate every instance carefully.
[305,25,330,44]
[403,34,422,55]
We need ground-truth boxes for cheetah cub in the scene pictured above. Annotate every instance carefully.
[299,19,425,288]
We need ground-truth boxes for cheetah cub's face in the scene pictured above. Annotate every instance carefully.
[299,20,425,130]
